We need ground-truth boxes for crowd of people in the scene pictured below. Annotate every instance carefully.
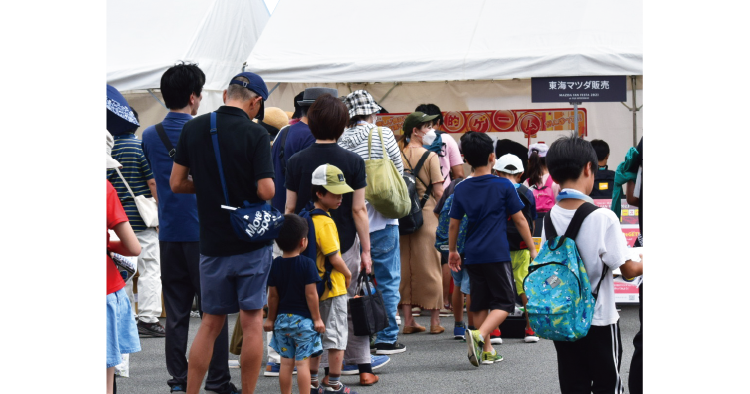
[105,62,644,394]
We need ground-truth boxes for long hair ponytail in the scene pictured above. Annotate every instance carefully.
[527,151,547,187]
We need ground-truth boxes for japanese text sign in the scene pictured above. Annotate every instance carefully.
[531,76,626,102]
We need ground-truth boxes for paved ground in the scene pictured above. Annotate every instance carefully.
[119,305,640,394]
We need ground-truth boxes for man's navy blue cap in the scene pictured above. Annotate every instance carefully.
[229,72,269,100]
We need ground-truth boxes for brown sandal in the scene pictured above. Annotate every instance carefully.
[430,325,445,334]
[403,325,426,334]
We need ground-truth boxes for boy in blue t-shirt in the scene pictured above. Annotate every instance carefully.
[264,214,325,394]
[448,132,537,367]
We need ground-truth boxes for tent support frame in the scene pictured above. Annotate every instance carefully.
[621,75,642,147]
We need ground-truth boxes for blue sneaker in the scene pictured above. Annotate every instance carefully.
[342,354,391,375]
[371,355,390,370]
[453,321,466,340]
[170,385,185,393]
[341,363,359,375]
[264,362,296,377]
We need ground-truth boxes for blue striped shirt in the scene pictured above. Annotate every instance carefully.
[107,134,154,232]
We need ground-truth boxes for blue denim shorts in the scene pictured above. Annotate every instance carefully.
[448,252,470,294]
[270,314,323,361]
[106,288,141,368]
[200,246,272,315]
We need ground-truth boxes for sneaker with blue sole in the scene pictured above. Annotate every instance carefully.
[170,385,185,393]
[341,355,391,375]
[453,321,466,339]
[264,362,296,377]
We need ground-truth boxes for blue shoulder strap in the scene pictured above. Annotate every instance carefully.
[210,112,231,206]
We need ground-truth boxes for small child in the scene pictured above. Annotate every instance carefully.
[434,173,474,340]
[448,132,537,367]
[306,164,356,394]
[492,154,539,343]
[264,214,325,394]
[543,135,643,393]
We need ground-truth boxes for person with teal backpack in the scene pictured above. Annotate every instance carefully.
[525,135,643,394]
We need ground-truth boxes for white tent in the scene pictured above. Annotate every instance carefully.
[107,0,271,131]
[245,0,643,161]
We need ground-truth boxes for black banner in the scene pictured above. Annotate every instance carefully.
[531,76,626,103]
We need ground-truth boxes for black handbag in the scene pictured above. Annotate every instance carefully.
[348,272,389,336]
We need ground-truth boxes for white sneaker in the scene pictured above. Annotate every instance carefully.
[395,315,401,325]
[524,328,539,343]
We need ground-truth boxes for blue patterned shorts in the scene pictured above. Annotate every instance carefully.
[270,313,323,361]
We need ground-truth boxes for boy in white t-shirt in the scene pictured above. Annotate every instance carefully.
[542,135,643,394]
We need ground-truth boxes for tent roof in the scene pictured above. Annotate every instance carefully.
[245,0,642,83]
[107,0,270,92]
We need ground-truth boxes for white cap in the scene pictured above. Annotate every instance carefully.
[493,154,524,174]
[528,143,549,158]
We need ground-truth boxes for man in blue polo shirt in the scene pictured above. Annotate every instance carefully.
[142,63,239,394]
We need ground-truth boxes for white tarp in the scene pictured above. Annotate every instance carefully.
[246,0,642,82]
[107,0,270,92]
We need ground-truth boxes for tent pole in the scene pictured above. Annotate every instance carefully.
[378,82,402,105]
[570,101,581,138]
[147,89,168,109]
[267,82,281,97]
[631,75,638,146]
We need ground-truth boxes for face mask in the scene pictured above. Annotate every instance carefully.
[422,129,437,146]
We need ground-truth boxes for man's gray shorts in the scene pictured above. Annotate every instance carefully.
[199,245,272,315]
[319,294,348,350]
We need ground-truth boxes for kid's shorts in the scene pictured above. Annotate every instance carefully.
[451,266,471,294]
[318,294,348,350]
[199,245,272,315]
[106,288,141,368]
[510,249,530,296]
[465,261,515,314]
[270,313,323,361]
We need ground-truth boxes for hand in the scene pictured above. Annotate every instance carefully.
[313,319,325,334]
[345,275,352,290]
[448,251,462,272]
[263,319,274,332]
[360,250,372,274]
[529,248,538,261]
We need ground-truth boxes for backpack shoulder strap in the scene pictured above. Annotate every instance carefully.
[563,202,599,241]
[516,184,531,205]
[411,151,434,207]
[155,123,175,159]
[544,212,557,240]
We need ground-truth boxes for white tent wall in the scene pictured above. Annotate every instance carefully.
[246,0,642,82]
[108,0,271,133]
[120,90,229,139]
[263,77,643,167]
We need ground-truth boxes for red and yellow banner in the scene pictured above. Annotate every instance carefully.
[375,108,587,137]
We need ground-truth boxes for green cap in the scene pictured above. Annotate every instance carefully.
[402,111,439,134]
[311,164,355,194]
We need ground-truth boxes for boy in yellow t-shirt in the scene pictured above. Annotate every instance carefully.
[307,164,354,394]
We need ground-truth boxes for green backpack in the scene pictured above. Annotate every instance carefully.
[364,127,410,219]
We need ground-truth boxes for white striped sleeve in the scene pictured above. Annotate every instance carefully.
[383,128,403,174]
